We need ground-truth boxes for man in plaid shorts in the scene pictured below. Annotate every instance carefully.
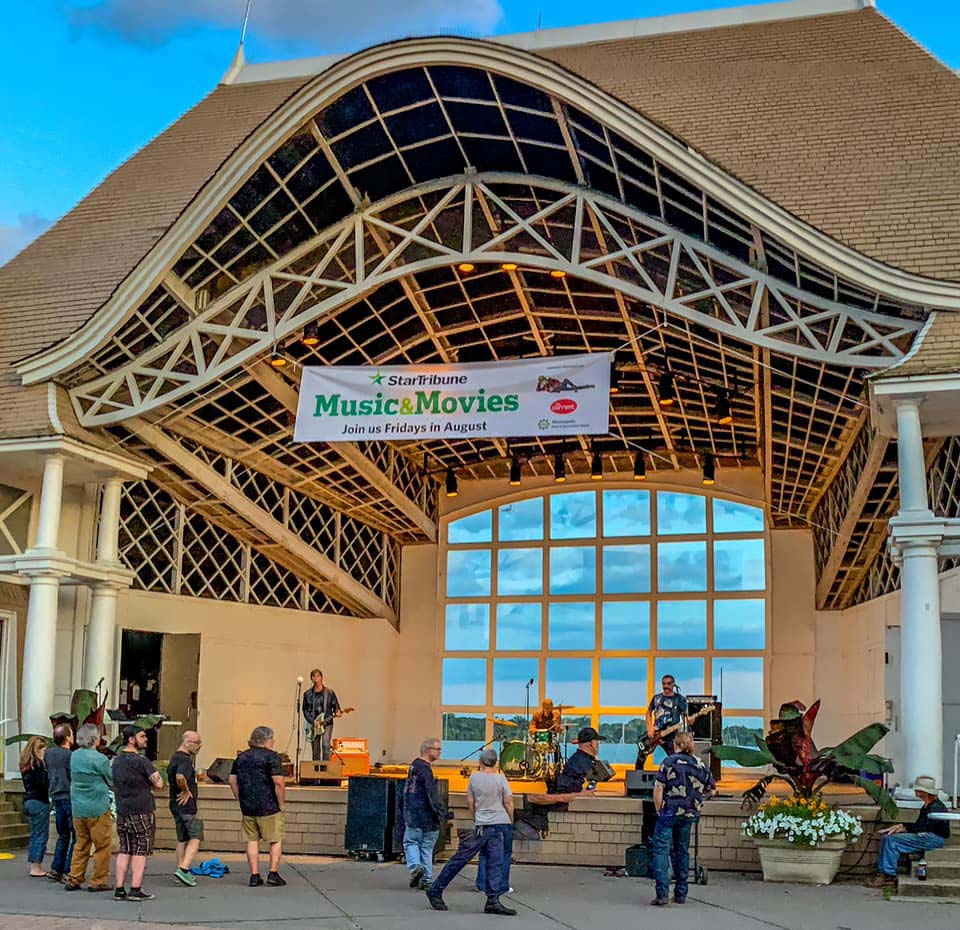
[112,726,163,901]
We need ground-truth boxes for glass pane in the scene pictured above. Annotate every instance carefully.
[714,538,766,591]
[545,658,592,707]
[445,603,489,650]
[441,712,485,760]
[448,510,492,543]
[602,489,651,537]
[657,541,707,592]
[721,716,766,762]
[497,547,543,595]
[498,498,544,541]
[598,715,645,764]
[713,657,764,709]
[442,658,487,705]
[654,657,704,696]
[713,498,764,533]
[548,602,595,650]
[550,491,597,539]
[496,602,542,650]
[714,599,766,649]
[493,715,527,742]
[656,491,706,535]
[602,544,651,593]
[657,600,707,650]
[602,601,650,650]
[446,549,491,597]
[600,658,646,706]
[493,658,539,705]
[549,546,596,594]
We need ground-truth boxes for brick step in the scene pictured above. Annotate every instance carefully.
[927,846,960,864]
[0,827,30,848]
[898,875,960,897]
[0,811,25,827]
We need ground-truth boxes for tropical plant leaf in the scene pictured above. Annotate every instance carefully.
[850,775,899,819]
[4,733,47,746]
[71,690,100,726]
[861,753,895,775]
[712,744,774,767]
[777,701,806,720]
[825,724,889,770]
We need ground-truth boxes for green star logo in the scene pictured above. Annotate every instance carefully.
[369,370,384,385]
[538,418,550,430]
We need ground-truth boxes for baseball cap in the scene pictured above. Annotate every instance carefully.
[575,727,605,743]
[479,748,499,766]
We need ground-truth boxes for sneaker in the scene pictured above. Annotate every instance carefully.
[128,889,155,901]
[249,874,264,887]
[409,865,425,888]
[426,891,448,911]
[174,868,197,887]
[266,872,287,887]
[484,898,517,916]
[113,888,127,901]
[864,874,897,889]
[650,897,669,906]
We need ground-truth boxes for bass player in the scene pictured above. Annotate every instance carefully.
[302,669,343,762]
[645,674,688,758]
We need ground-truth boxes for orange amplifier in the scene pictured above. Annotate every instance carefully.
[332,737,370,776]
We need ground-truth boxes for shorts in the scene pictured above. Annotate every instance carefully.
[116,812,156,857]
[171,808,205,843]
[241,812,285,843]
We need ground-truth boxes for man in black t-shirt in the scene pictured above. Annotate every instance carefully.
[112,726,163,902]
[229,726,287,887]
[167,731,204,887]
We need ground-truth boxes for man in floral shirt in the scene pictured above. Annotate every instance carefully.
[650,732,715,906]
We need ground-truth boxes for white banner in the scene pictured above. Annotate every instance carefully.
[294,353,611,442]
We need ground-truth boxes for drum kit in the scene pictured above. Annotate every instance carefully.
[492,717,579,781]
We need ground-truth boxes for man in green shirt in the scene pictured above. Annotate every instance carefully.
[65,724,114,892]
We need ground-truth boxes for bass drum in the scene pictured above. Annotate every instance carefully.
[499,740,543,779]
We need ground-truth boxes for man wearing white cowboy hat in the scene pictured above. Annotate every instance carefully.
[867,775,950,888]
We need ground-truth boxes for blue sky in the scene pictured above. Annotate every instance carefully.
[1,1,958,264]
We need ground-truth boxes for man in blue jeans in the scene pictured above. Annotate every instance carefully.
[401,738,447,890]
[867,775,950,888]
[651,731,715,906]
[44,725,75,882]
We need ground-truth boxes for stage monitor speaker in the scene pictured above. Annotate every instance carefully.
[345,776,396,859]
[625,770,658,798]
[205,758,233,784]
[625,843,653,877]
[687,696,722,742]
[300,760,344,783]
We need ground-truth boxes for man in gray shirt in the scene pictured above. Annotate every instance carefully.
[44,724,74,882]
[425,748,516,916]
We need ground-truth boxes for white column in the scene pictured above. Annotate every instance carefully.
[96,478,122,564]
[20,575,61,734]
[893,399,943,786]
[34,454,65,552]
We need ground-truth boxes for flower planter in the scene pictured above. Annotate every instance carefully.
[752,835,848,885]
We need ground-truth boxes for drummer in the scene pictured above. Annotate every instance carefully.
[530,699,562,736]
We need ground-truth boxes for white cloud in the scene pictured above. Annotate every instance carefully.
[64,0,503,49]
[0,214,51,267]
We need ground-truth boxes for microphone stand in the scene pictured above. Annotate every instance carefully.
[294,679,303,783]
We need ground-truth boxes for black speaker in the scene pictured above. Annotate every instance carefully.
[345,776,396,859]
[687,696,721,741]
[625,843,653,877]
[392,776,450,858]
[205,758,234,784]
[625,770,658,798]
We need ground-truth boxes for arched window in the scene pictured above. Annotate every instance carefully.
[440,487,768,764]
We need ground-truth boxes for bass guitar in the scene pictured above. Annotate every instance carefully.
[634,704,715,769]
[313,707,354,734]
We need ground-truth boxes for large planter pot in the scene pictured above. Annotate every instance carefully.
[752,835,848,885]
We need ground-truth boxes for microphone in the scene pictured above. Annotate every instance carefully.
[528,678,535,686]
[296,676,304,683]
[95,677,105,688]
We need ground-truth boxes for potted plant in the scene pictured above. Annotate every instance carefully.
[713,700,897,884]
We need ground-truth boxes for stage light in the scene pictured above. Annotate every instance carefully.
[553,451,566,483]
[715,389,733,426]
[591,450,603,480]
[501,262,518,271]
[550,269,567,279]
[609,361,622,394]
[458,262,475,273]
[445,467,459,497]
[702,452,716,486]
[301,322,319,347]
[268,350,287,368]
[658,369,676,406]
[509,457,522,486]
[633,451,647,481]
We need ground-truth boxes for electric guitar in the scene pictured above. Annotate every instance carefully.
[634,704,716,767]
[312,707,354,734]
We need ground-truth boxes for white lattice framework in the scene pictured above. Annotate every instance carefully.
[0,485,32,557]
[68,175,925,426]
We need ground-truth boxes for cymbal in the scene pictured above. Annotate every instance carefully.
[490,718,517,727]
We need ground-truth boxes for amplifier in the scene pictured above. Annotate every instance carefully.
[300,760,344,784]
[333,737,368,753]
[334,752,370,777]
[625,769,658,798]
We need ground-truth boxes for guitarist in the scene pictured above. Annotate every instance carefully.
[302,669,342,762]
[645,675,688,760]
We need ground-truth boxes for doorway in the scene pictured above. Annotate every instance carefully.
[119,630,200,761]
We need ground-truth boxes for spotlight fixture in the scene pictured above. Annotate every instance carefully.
[715,388,733,426]
[509,457,522,486]
[501,262,518,272]
[591,450,603,480]
[268,350,287,368]
[550,269,567,279]
[553,451,566,483]
[609,360,622,394]
[458,262,476,273]
[658,369,676,407]
[633,451,647,481]
[301,321,320,347]
[702,452,716,486]
[445,467,459,498]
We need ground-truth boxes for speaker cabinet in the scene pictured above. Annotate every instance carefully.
[299,760,344,784]
[205,758,234,784]
[392,776,451,858]
[687,697,722,741]
[625,769,658,798]
[345,776,397,859]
